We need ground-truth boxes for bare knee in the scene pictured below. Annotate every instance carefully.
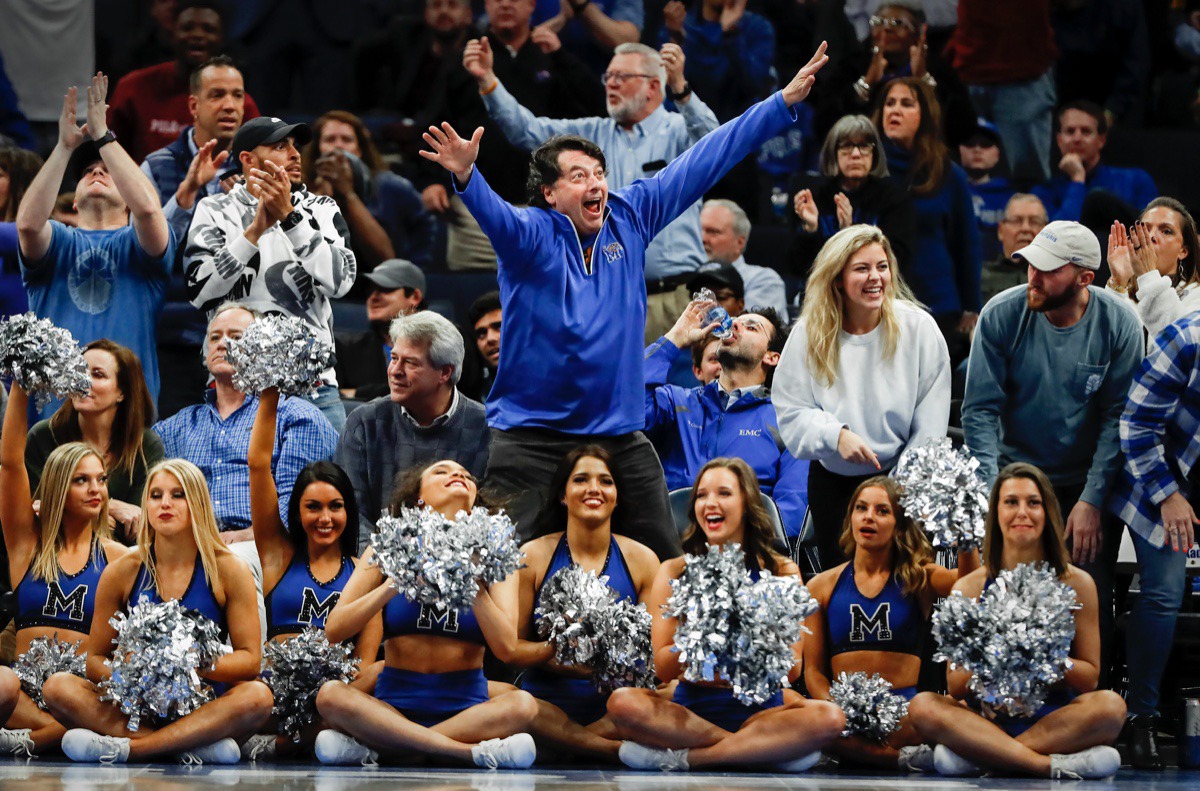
[906,692,951,739]
[501,690,539,729]
[810,699,846,740]
[0,667,21,706]
[42,672,85,714]
[234,680,275,724]
[1085,690,1126,742]
[606,687,654,729]
[315,680,351,720]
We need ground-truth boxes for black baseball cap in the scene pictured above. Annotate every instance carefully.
[688,263,745,300]
[229,116,312,172]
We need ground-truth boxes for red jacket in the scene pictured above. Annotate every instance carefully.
[108,61,261,162]
[944,0,1057,85]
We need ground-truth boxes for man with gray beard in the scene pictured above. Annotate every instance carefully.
[464,39,719,340]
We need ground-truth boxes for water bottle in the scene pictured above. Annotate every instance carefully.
[694,287,733,339]
[1181,692,1200,768]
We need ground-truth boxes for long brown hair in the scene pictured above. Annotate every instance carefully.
[301,110,386,184]
[49,339,154,479]
[838,476,933,596]
[983,463,1070,579]
[529,444,628,539]
[682,458,788,575]
[0,147,44,221]
[873,77,947,197]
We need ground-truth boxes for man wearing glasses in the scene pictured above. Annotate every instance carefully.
[463,38,720,342]
[982,193,1048,306]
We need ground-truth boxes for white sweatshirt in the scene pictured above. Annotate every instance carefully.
[1107,272,1200,341]
[773,301,951,476]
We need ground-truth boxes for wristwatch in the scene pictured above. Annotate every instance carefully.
[668,82,692,102]
[280,210,304,231]
[93,130,117,149]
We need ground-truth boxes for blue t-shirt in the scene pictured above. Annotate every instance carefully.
[20,221,174,416]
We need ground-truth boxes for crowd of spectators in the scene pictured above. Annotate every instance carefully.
[0,0,1199,773]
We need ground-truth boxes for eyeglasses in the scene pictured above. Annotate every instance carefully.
[1002,215,1047,228]
[837,142,874,155]
[869,15,915,32]
[601,71,655,86]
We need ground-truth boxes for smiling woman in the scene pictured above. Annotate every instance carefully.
[773,224,951,571]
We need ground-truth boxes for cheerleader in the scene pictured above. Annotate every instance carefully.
[802,476,977,768]
[606,458,845,771]
[907,463,1125,779]
[0,384,128,755]
[43,459,273,764]
[241,386,383,759]
[312,459,539,768]
[512,445,660,760]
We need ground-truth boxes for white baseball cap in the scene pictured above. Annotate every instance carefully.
[1013,220,1101,272]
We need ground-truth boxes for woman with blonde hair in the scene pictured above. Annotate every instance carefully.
[803,476,977,769]
[0,383,126,755]
[41,459,274,764]
[26,339,163,540]
[773,224,950,570]
[605,458,845,772]
[907,463,1126,779]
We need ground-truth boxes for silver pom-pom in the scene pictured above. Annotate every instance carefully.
[261,628,360,740]
[0,313,91,409]
[100,600,232,731]
[828,671,909,740]
[666,544,818,705]
[932,562,1079,718]
[14,636,86,710]
[892,437,989,549]
[535,564,655,692]
[225,314,332,396]
[370,506,524,610]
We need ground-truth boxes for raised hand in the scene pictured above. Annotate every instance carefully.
[864,46,887,88]
[909,24,928,79]
[419,122,484,183]
[1058,152,1086,183]
[782,41,829,107]
[176,139,231,209]
[665,297,720,349]
[247,160,294,224]
[1129,221,1159,278]
[719,0,746,33]
[834,192,854,229]
[793,188,818,232]
[1106,220,1133,288]
[85,72,110,140]
[530,26,562,54]
[58,87,88,151]
[315,151,355,198]
[463,37,496,84]
[662,0,686,34]
[661,43,686,95]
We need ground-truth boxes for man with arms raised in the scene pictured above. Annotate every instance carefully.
[420,43,829,559]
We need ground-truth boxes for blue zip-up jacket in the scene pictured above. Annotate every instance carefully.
[883,139,982,316]
[1032,163,1157,224]
[457,91,801,435]
[644,337,809,535]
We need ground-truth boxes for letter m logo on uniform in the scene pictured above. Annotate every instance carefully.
[417,603,460,633]
[43,581,88,622]
[848,602,892,642]
[298,588,340,625]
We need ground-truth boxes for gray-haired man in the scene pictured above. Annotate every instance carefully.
[334,311,490,551]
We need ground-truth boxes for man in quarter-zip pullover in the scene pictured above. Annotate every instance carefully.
[419,43,829,559]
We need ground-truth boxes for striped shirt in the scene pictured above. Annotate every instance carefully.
[1111,313,1200,547]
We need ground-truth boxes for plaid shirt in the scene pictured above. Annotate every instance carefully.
[153,389,338,530]
[1111,313,1200,547]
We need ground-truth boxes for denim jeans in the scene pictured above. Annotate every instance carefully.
[308,383,347,434]
[1125,528,1189,717]
[967,69,1056,184]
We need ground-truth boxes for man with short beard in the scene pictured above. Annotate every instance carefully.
[644,301,809,537]
[465,39,719,340]
[962,219,1141,683]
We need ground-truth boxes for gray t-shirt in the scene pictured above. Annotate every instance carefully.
[962,284,1143,507]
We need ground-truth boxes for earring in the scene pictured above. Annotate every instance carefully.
[417,498,425,506]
